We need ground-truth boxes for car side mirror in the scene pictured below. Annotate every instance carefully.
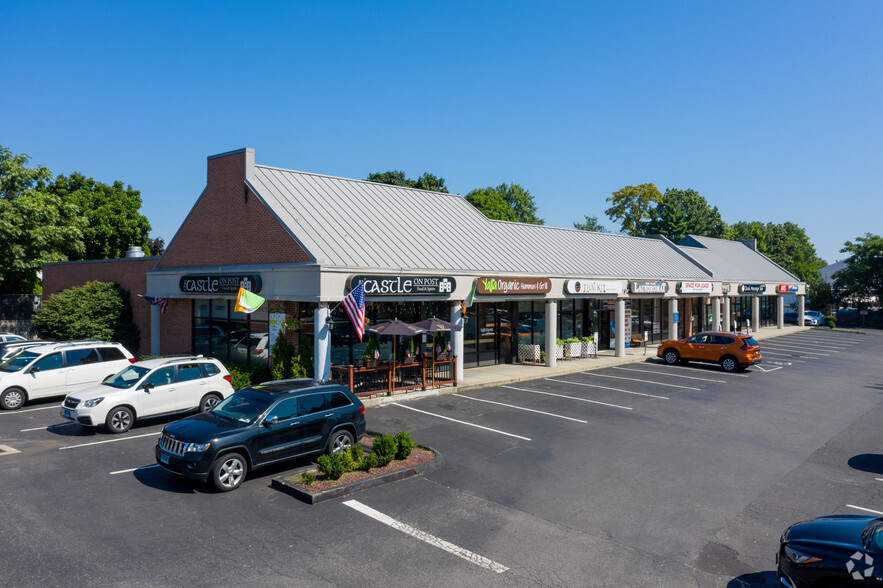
[29,366,40,374]
[142,382,155,391]
[264,416,278,427]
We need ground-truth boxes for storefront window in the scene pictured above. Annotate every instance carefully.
[191,298,272,367]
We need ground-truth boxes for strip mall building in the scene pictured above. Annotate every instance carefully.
[43,148,807,384]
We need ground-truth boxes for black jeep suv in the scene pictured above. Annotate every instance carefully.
[155,379,366,491]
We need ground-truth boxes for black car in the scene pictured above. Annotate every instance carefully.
[155,379,366,492]
[778,514,883,587]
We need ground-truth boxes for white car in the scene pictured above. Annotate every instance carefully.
[804,310,825,326]
[0,341,135,410]
[61,355,234,433]
[231,332,269,363]
[0,333,27,343]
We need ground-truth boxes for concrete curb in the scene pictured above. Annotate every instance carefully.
[271,444,445,504]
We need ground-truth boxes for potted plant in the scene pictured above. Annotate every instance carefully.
[436,333,448,360]
[403,338,416,363]
[364,338,379,368]
[580,335,595,357]
[564,337,581,359]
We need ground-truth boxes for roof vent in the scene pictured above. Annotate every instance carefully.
[126,246,145,258]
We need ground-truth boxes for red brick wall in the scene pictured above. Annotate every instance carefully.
[41,257,158,358]
[159,299,192,356]
[157,150,312,269]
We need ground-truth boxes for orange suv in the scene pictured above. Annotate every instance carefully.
[657,331,761,372]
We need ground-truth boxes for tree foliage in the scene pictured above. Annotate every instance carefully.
[728,221,825,283]
[366,170,449,193]
[644,188,728,243]
[465,183,544,224]
[573,215,607,232]
[834,233,883,305]
[147,236,165,257]
[45,173,151,260]
[32,281,140,352]
[0,146,86,294]
[604,183,663,236]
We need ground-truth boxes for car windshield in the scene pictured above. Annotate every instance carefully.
[212,389,275,424]
[0,351,40,373]
[103,365,151,389]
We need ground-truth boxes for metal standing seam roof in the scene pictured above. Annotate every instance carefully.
[676,235,799,282]
[247,164,714,280]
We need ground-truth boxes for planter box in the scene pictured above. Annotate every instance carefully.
[564,342,581,359]
[581,341,596,357]
[555,344,564,360]
[518,344,541,363]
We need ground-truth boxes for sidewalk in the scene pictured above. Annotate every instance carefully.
[364,325,812,407]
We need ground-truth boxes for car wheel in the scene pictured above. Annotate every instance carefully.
[663,349,679,365]
[200,393,222,413]
[0,387,26,410]
[327,430,354,454]
[720,356,738,372]
[211,453,247,492]
[105,406,134,433]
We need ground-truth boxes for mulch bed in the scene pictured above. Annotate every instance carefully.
[286,435,436,492]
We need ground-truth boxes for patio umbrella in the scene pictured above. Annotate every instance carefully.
[367,319,425,395]
[412,317,462,389]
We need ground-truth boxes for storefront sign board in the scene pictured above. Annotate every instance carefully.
[776,284,798,293]
[740,284,765,294]
[678,281,712,294]
[564,280,623,295]
[180,274,262,294]
[476,277,552,296]
[349,275,456,296]
[629,281,668,294]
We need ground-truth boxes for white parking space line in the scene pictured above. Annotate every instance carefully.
[760,345,830,356]
[502,386,633,411]
[391,403,531,441]
[767,342,838,351]
[612,366,727,383]
[0,445,21,455]
[759,352,806,362]
[653,364,750,377]
[847,505,883,516]
[343,500,508,574]
[754,365,783,372]
[20,423,78,432]
[59,431,160,450]
[457,395,588,423]
[786,339,852,349]
[110,464,159,475]
[545,378,669,400]
[0,405,61,415]
[578,372,700,390]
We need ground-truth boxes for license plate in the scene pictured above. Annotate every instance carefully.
[160,453,170,464]
[62,408,73,419]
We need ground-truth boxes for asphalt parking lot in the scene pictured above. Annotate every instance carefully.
[1,328,880,587]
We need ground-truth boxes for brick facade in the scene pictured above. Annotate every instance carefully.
[41,257,158,358]
[159,299,192,356]
[157,150,312,269]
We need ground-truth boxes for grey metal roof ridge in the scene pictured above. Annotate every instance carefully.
[643,234,715,278]
[253,164,463,198]
[683,234,801,282]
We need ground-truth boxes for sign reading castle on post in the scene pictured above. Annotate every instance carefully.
[179,274,262,294]
[349,275,456,296]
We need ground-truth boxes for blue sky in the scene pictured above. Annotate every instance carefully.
[5,1,881,265]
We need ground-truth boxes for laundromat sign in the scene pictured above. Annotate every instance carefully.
[349,275,456,295]
[629,281,669,294]
[476,277,552,295]
[179,274,262,294]
[565,280,623,295]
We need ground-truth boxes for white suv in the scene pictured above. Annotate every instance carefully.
[61,355,235,433]
[0,341,135,410]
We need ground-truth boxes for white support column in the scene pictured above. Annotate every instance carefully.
[669,298,679,341]
[615,298,626,358]
[777,295,784,330]
[451,303,464,383]
[752,296,760,333]
[150,304,161,356]
[314,303,331,381]
[545,299,557,367]
[712,297,721,331]
[723,297,731,333]
[798,295,805,326]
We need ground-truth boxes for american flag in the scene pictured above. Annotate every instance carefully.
[342,282,366,341]
[141,295,168,314]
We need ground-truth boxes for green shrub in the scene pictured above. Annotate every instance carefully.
[359,452,377,471]
[349,443,364,467]
[32,281,140,353]
[555,338,564,345]
[300,471,315,485]
[317,453,347,480]
[581,336,594,342]
[271,318,313,380]
[364,338,379,362]
[564,337,580,344]
[225,363,271,390]
[371,433,397,467]
[393,431,416,460]
[824,316,836,328]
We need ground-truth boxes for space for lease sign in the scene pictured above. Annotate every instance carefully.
[678,281,712,294]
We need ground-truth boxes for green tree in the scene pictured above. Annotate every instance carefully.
[147,236,165,256]
[834,233,883,306]
[366,170,448,193]
[573,215,607,232]
[0,146,86,294]
[32,281,140,352]
[729,220,825,283]
[465,183,544,224]
[45,173,151,260]
[604,183,663,236]
[644,188,728,243]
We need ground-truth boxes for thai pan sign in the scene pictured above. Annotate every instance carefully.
[476,277,552,296]
[565,280,623,295]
